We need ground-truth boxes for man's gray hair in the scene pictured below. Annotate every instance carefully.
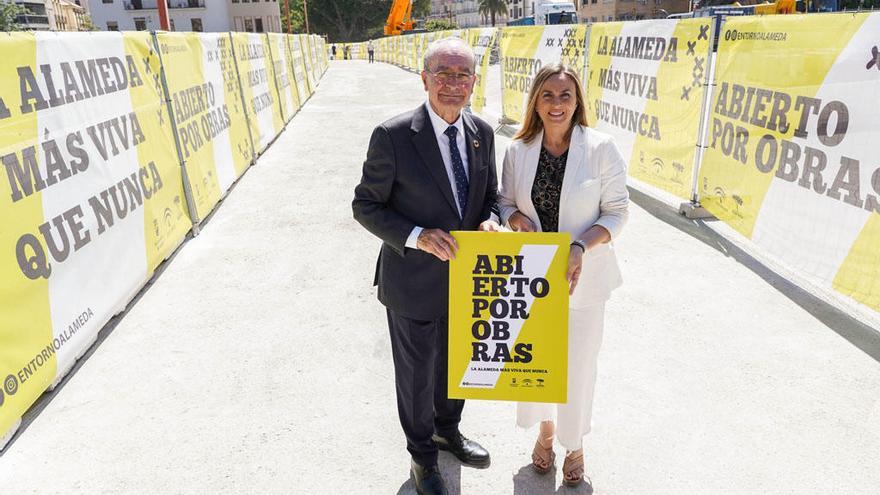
[423,37,476,73]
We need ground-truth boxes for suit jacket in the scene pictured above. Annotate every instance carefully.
[498,125,629,308]
[353,104,498,320]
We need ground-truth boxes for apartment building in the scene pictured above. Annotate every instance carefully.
[578,0,690,22]
[11,0,53,29]
[506,0,690,23]
[85,0,282,32]
[428,0,509,27]
[51,0,90,30]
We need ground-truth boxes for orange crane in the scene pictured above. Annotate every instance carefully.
[385,0,415,35]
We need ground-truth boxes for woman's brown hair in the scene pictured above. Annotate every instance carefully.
[512,63,589,144]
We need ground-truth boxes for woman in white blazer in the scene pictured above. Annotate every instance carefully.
[498,63,629,487]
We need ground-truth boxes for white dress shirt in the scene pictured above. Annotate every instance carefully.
[405,102,471,249]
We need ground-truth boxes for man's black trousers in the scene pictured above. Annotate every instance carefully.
[386,309,464,468]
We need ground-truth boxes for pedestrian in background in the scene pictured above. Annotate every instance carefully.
[498,63,629,488]
[367,40,375,63]
[331,44,337,60]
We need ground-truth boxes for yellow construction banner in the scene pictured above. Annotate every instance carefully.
[231,33,284,154]
[500,25,587,124]
[586,18,712,200]
[468,28,498,115]
[0,32,191,439]
[268,33,300,122]
[288,34,312,101]
[448,232,569,403]
[156,32,255,223]
[700,13,880,315]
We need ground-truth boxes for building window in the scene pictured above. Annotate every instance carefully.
[134,17,146,30]
[106,20,118,30]
[191,18,203,32]
[232,0,239,2]
[102,0,112,3]
[254,17,263,32]
[234,16,243,30]
[244,17,254,32]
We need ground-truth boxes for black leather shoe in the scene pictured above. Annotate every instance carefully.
[432,432,491,468]
[411,461,448,495]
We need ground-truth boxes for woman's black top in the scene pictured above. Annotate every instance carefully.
[530,146,568,233]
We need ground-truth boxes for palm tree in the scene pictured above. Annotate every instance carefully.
[479,0,508,27]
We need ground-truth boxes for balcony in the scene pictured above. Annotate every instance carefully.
[124,0,205,10]
[16,14,50,26]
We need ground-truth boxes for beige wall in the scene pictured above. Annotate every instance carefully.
[579,0,690,21]
[227,0,281,32]
[52,0,88,31]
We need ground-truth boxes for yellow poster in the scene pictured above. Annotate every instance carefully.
[448,232,569,403]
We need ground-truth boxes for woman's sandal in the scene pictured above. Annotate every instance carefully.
[531,439,556,475]
[562,450,585,487]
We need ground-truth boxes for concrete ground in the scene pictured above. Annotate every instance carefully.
[1,60,879,494]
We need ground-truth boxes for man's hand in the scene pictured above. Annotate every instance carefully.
[567,246,583,295]
[508,211,536,232]
[417,228,458,261]
[478,220,503,232]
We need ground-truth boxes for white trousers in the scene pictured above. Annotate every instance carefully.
[516,303,605,451]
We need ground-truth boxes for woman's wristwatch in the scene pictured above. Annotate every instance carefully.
[571,239,587,254]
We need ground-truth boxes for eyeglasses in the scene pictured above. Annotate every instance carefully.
[427,70,475,85]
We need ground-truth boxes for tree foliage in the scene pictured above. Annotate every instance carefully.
[839,0,880,9]
[0,1,30,31]
[413,0,431,18]
[278,0,306,34]
[304,0,390,42]
[478,0,507,26]
[423,18,458,32]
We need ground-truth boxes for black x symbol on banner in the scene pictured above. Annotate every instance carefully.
[687,41,696,56]
[545,38,555,47]
[557,38,564,47]
[699,25,710,40]
[142,57,152,74]
[868,46,880,70]
[681,86,691,101]
[157,109,164,125]
[694,57,705,73]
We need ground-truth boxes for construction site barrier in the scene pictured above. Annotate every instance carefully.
[0,30,327,448]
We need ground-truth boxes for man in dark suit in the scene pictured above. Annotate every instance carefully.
[353,38,500,495]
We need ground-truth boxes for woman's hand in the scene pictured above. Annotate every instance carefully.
[478,220,503,232]
[508,211,536,232]
[567,246,583,295]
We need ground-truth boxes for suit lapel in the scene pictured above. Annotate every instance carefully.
[462,113,485,222]
[411,105,459,216]
[559,126,586,231]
